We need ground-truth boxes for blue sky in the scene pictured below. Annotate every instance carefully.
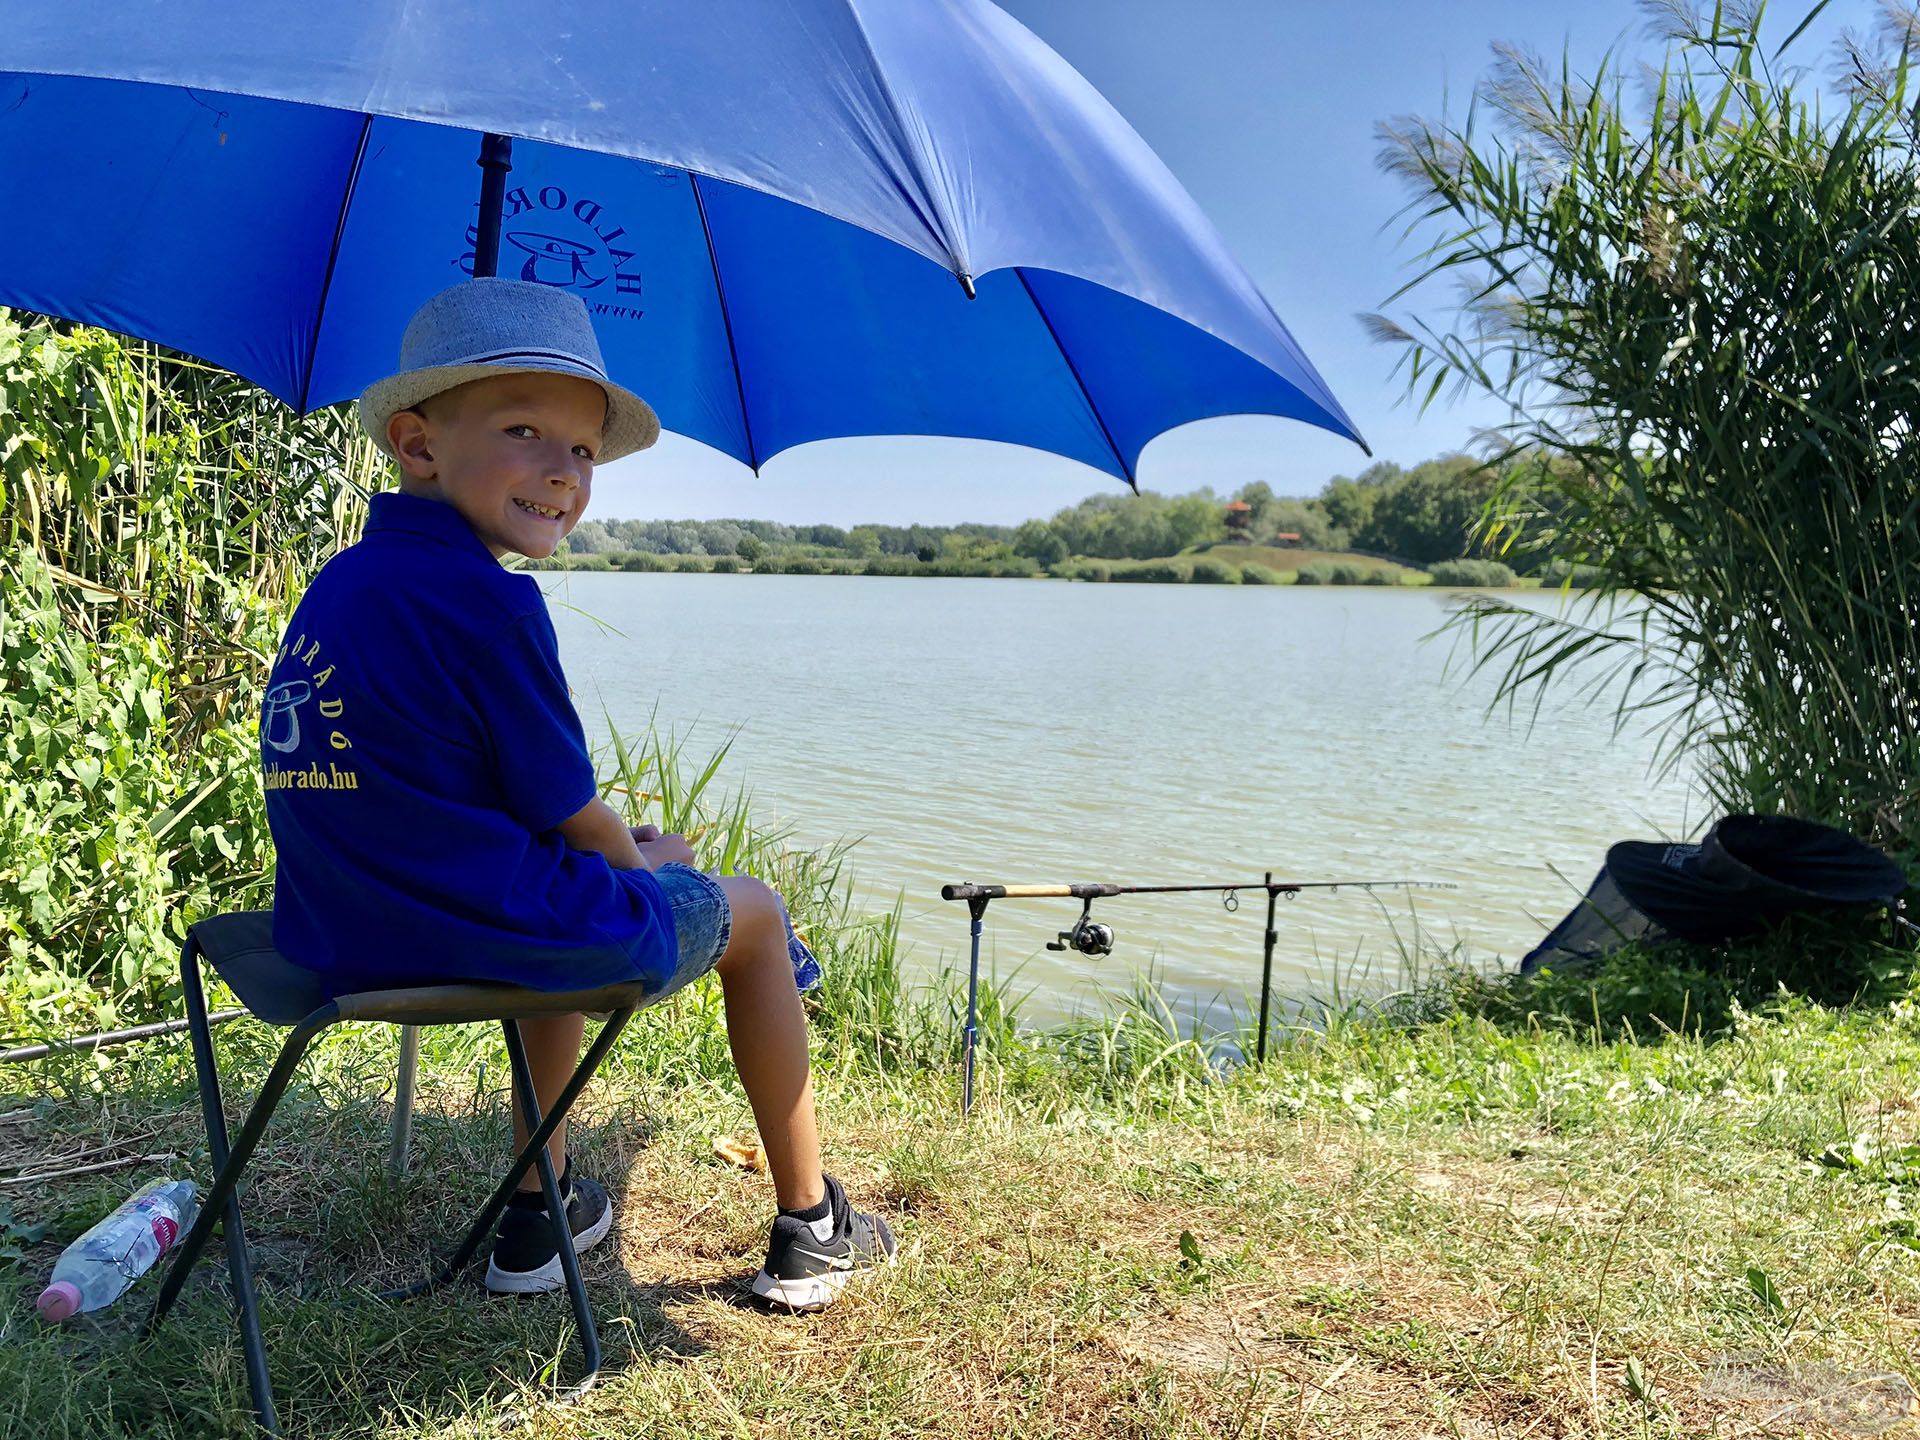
[592,0,1867,528]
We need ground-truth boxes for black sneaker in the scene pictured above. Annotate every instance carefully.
[484,1172,614,1294]
[751,1174,897,1311]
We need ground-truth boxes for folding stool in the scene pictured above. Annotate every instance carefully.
[146,910,655,1435]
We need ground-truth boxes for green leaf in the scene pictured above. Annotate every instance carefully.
[1624,1356,1658,1407]
[1746,1266,1785,1315]
[1178,1230,1205,1267]
[1772,0,1835,60]
[0,1204,50,1267]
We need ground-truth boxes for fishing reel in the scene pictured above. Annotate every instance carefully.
[1047,898,1114,957]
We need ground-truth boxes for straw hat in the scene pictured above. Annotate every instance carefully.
[358,278,659,462]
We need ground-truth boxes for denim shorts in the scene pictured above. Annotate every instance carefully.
[647,863,823,999]
[650,862,732,1002]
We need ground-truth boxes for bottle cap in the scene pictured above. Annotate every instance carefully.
[36,1281,82,1323]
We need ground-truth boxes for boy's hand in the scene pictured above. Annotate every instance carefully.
[634,832,695,869]
[629,824,662,844]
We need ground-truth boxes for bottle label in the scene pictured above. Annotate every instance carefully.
[151,1215,178,1249]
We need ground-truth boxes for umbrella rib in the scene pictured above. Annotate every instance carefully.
[841,0,969,280]
[689,173,759,473]
[296,112,375,415]
[1014,268,1136,489]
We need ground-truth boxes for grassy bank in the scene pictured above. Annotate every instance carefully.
[6,735,1914,1437]
[1193,544,1419,581]
[4,920,1919,1437]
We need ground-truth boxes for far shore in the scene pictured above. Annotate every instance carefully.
[532,542,1569,590]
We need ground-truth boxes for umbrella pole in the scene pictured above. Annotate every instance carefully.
[473,133,514,280]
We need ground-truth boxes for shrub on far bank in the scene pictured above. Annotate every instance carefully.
[919,556,1041,578]
[1540,557,1606,589]
[845,554,1040,578]
[1055,559,1111,582]
[1239,563,1282,585]
[613,550,670,572]
[1187,558,1241,584]
[709,555,742,573]
[1111,561,1187,584]
[1428,558,1517,587]
[1295,560,1389,585]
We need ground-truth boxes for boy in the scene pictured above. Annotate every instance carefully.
[259,277,893,1308]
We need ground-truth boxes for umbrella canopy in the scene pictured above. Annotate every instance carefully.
[1,0,1366,482]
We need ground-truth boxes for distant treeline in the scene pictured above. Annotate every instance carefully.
[548,451,1554,574]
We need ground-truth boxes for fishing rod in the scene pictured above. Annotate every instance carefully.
[0,1009,247,1066]
[939,873,1455,1114]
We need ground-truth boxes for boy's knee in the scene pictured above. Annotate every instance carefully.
[718,875,784,945]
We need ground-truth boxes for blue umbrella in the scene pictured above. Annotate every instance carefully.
[2,0,1366,482]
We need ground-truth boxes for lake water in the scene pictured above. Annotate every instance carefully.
[543,573,1704,1027]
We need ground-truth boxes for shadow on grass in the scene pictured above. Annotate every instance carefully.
[3,1179,787,1439]
[7,1262,737,1438]
[0,1082,779,1438]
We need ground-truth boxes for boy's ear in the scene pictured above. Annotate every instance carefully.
[387,408,436,479]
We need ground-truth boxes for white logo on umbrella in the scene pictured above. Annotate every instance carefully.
[262,680,313,753]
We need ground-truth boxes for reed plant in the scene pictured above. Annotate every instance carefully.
[1,311,381,718]
[1369,3,1920,855]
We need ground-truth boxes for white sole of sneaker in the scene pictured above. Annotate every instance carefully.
[750,1248,896,1312]
[483,1201,614,1295]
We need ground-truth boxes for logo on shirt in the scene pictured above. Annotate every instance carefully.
[261,680,312,752]
[262,633,361,792]
[457,178,663,321]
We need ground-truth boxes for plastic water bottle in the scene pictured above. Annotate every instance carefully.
[35,1178,200,1322]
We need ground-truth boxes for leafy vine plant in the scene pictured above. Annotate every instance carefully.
[0,313,381,1031]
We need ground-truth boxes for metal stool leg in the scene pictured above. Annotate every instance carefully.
[385,1007,635,1298]
[388,1026,420,1178]
[151,1002,334,1332]
[500,1018,601,1384]
[147,938,330,1436]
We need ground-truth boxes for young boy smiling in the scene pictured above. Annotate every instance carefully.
[259,278,892,1307]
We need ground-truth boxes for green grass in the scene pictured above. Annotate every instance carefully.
[4,733,1917,1436]
[6,929,1920,1437]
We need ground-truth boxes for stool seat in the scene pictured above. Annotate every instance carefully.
[187,912,326,1025]
[190,911,662,1026]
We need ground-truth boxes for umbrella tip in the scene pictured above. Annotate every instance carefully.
[957,272,977,301]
